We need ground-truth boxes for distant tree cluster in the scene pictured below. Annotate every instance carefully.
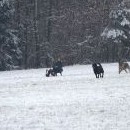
[0,0,130,71]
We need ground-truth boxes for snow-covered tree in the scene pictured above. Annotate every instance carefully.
[0,1,22,71]
[102,2,130,60]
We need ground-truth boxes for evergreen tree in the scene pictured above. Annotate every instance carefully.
[102,2,130,60]
[0,0,22,71]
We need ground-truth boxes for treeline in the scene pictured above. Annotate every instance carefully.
[0,0,130,71]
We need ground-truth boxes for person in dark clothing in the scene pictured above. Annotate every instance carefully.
[52,59,63,74]
[46,58,63,77]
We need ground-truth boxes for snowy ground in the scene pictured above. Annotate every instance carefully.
[0,63,130,130]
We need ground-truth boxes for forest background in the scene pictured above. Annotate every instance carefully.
[0,0,130,70]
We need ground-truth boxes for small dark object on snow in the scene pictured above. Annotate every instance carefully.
[46,58,63,77]
[92,63,104,78]
[46,68,63,77]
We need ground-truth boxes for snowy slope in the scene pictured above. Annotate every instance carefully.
[0,63,130,130]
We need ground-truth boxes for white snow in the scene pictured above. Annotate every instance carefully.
[0,63,130,130]
[121,17,130,26]
[107,29,123,38]
[109,9,123,19]
[124,9,130,13]
[101,28,127,39]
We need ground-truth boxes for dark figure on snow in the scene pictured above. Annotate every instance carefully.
[52,59,63,76]
[46,69,56,77]
[92,63,104,78]
[46,59,63,77]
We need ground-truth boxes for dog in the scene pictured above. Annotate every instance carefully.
[92,63,104,78]
[118,61,130,74]
[46,69,55,77]
[46,68,63,77]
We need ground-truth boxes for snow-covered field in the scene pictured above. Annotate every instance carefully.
[0,63,130,130]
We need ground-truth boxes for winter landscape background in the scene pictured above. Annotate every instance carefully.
[0,0,130,129]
